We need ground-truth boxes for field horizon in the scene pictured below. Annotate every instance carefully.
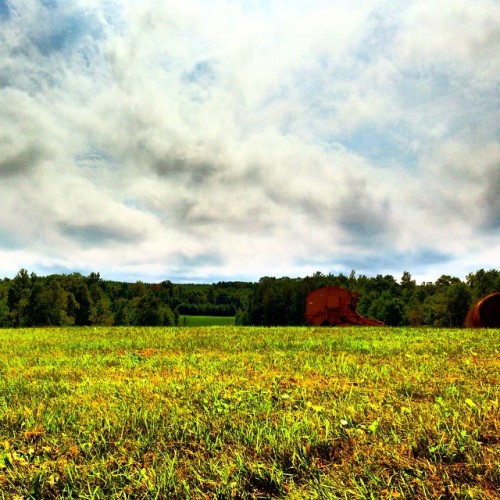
[0,326,498,498]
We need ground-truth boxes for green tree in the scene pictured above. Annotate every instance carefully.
[444,282,472,327]
[25,279,75,326]
[435,275,461,288]
[64,274,92,326]
[132,291,175,326]
[380,297,405,326]
[7,269,33,326]
[0,280,10,327]
[235,308,250,326]
[466,269,500,301]
[113,297,133,326]
[406,300,425,326]
[87,274,114,325]
[89,293,114,326]
[424,279,471,327]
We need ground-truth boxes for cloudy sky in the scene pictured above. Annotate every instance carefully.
[1,0,499,283]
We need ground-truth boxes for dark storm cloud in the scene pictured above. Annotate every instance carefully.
[0,146,46,177]
[152,156,218,186]
[264,187,325,219]
[60,223,145,248]
[420,142,500,235]
[481,165,500,230]
[336,184,392,241]
[0,89,57,178]
[263,174,392,243]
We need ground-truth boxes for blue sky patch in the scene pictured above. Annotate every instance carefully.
[40,0,58,9]
[339,125,418,169]
[0,229,22,250]
[174,253,224,268]
[183,60,217,85]
[75,149,122,171]
[32,11,103,56]
[295,248,452,278]
[0,0,9,20]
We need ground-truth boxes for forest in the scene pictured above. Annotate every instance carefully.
[0,268,498,328]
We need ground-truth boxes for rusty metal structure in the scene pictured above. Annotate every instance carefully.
[305,285,384,326]
[465,292,500,327]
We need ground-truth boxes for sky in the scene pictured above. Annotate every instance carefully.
[0,0,499,284]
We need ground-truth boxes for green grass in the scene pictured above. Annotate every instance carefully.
[0,326,498,499]
[178,315,235,326]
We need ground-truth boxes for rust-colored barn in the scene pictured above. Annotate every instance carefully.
[465,292,500,327]
[305,285,384,326]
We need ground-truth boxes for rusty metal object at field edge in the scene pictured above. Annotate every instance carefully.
[305,285,384,326]
[465,292,500,328]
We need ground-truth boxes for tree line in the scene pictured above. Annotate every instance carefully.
[244,270,499,327]
[0,270,252,328]
[0,268,498,328]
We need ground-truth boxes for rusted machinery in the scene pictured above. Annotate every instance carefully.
[465,292,500,327]
[305,285,384,326]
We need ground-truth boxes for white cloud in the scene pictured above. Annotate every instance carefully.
[396,0,500,83]
[0,0,498,282]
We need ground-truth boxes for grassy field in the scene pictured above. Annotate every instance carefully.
[0,326,498,499]
[178,315,236,326]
